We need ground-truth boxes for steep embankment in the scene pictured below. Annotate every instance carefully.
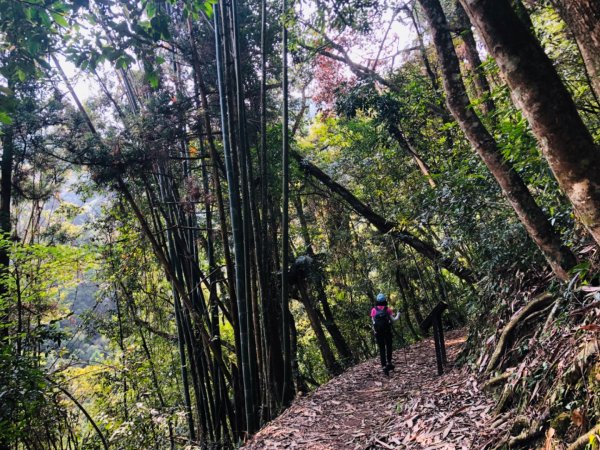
[243,330,506,449]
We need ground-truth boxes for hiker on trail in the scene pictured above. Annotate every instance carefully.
[371,293,400,375]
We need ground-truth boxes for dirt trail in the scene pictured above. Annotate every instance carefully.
[242,330,507,449]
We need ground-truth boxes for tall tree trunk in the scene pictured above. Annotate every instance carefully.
[173,293,197,443]
[314,287,355,365]
[187,18,237,306]
[407,5,439,92]
[187,45,244,432]
[0,123,13,450]
[223,0,262,422]
[296,283,342,376]
[454,1,495,116]
[460,0,600,248]
[114,292,128,422]
[395,268,420,340]
[55,47,236,443]
[417,0,576,281]
[267,199,286,399]
[406,279,425,327]
[156,176,200,443]
[200,156,228,441]
[213,2,255,433]
[551,0,600,103]
[511,0,534,32]
[406,3,456,148]
[258,0,279,416]
[293,196,355,365]
[228,0,262,425]
[392,243,420,340]
[289,312,310,394]
[0,125,13,339]
[280,0,294,407]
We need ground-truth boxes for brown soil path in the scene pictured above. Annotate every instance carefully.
[242,330,507,449]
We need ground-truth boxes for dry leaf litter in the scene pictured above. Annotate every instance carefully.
[242,330,508,450]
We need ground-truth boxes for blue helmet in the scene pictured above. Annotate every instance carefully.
[376,293,386,303]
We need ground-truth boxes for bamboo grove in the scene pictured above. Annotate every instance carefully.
[1,0,600,448]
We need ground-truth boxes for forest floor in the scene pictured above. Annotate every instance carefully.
[242,330,509,450]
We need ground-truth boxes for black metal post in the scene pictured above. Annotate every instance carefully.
[420,302,448,376]
[432,320,444,375]
[437,316,447,364]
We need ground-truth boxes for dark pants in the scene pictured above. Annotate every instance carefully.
[375,328,393,367]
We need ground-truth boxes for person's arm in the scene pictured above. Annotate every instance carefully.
[388,307,400,322]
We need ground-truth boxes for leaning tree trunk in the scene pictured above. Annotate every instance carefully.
[551,0,600,103]
[291,150,476,283]
[417,0,576,281]
[454,1,495,116]
[387,123,437,188]
[459,0,600,248]
[511,0,534,32]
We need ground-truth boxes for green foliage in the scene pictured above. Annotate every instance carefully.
[0,349,59,443]
[304,0,381,33]
[1,0,599,447]
[0,235,97,445]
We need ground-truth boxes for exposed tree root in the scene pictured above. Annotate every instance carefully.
[503,413,547,448]
[490,414,510,429]
[569,300,600,317]
[486,293,555,373]
[567,423,600,450]
[493,384,514,415]
[483,368,514,390]
[508,427,543,448]
[543,296,562,332]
